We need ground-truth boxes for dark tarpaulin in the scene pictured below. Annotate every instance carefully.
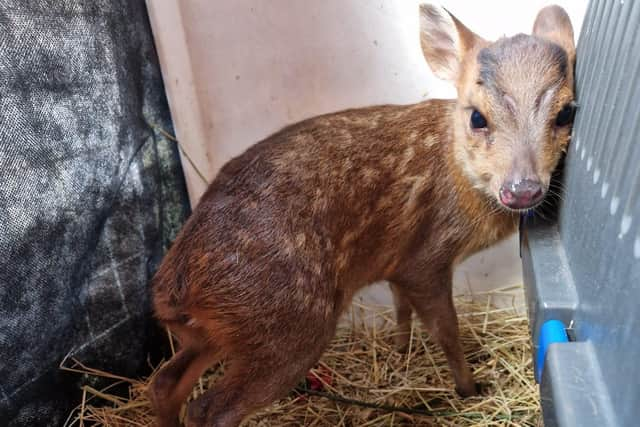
[0,0,190,425]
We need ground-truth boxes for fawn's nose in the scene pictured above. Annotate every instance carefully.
[499,179,544,209]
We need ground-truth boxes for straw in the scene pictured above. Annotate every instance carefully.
[63,288,539,426]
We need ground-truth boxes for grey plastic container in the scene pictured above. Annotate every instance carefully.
[521,0,640,426]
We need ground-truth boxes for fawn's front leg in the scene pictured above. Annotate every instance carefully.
[392,270,478,397]
[390,282,414,352]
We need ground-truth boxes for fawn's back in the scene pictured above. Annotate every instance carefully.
[153,101,495,325]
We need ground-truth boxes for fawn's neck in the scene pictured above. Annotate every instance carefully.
[384,99,518,262]
[434,100,519,258]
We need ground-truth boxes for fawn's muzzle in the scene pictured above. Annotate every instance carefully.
[499,179,544,209]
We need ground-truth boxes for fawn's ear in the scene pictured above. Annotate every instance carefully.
[419,4,484,81]
[532,5,575,67]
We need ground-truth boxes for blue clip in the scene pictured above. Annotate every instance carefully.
[536,319,569,383]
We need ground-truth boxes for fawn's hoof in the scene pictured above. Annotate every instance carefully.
[393,335,410,354]
[455,381,483,398]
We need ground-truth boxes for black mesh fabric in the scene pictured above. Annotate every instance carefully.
[0,1,190,425]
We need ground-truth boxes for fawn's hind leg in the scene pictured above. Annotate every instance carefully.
[184,321,335,427]
[148,323,221,427]
[390,282,414,352]
[184,354,320,427]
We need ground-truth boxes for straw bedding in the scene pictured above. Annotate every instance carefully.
[62,286,539,426]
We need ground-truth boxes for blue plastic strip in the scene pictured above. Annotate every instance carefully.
[536,319,569,382]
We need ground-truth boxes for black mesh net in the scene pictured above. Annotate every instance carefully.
[0,1,189,425]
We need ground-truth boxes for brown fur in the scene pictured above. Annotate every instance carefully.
[148,4,576,427]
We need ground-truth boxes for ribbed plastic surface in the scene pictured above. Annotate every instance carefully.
[523,0,640,425]
[563,0,640,422]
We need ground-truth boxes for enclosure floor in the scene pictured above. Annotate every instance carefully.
[64,287,539,427]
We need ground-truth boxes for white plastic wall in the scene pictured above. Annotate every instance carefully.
[146,0,587,307]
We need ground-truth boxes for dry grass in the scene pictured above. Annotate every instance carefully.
[62,287,538,427]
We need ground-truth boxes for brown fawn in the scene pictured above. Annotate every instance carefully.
[149,4,576,426]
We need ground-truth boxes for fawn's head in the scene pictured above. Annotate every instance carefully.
[420,4,576,211]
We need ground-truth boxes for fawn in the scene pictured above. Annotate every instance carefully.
[148,4,576,426]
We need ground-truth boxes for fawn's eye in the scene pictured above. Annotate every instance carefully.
[555,104,576,127]
[470,110,488,130]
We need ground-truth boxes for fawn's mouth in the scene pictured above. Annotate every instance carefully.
[496,192,546,213]
[497,179,546,211]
